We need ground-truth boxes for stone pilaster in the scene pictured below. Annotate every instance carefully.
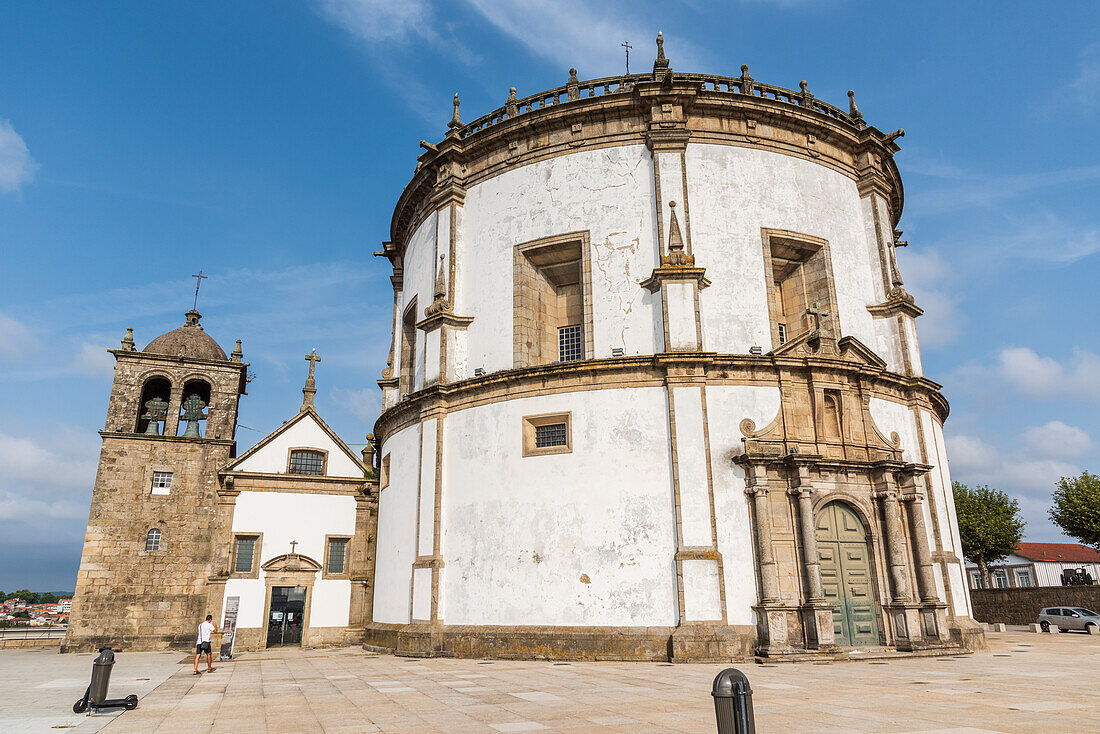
[874,468,923,650]
[900,471,950,643]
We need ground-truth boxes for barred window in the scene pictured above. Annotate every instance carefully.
[151,471,173,495]
[558,325,583,362]
[145,528,161,552]
[288,450,325,475]
[534,423,568,448]
[234,537,256,574]
[327,538,348,575]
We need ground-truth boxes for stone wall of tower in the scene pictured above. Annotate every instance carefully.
[64,351,245,652]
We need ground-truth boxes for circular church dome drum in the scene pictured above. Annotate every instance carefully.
[368,36,983,660]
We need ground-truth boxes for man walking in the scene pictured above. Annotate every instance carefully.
[193,614,217,675]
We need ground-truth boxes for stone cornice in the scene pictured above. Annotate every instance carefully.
[373,353,950,442]
[639,266,711,292]
[99,430,236,447]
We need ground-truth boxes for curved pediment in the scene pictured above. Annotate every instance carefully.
[261,553,322,573]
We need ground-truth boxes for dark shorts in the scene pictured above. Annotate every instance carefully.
[196,641,211,654]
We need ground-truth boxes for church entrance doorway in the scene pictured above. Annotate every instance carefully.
[816,501,880,647]
[266,586,306,648]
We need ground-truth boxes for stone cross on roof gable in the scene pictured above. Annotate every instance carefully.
[301,349,321,411]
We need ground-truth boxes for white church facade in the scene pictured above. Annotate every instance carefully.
[67,36,983,660]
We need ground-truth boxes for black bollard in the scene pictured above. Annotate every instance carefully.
[712,668,756,734]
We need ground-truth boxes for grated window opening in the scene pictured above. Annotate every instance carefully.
[327,538,348,574]
[289,450,325,475]
[558,324,583,362]
[534,423,568,448]
[234,537,255,574]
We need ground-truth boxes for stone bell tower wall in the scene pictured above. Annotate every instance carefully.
[64,349,246,652]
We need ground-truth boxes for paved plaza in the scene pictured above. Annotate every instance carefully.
[3,629,1097,733]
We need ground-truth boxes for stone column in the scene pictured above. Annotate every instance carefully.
[902,489,937,603]
[789,468,824,602]
[745,464,778,604]
[874,480,910,603]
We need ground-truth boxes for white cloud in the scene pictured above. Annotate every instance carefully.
[998,347,1100,401]
[0,119,37,194]
[74,342,115,378]
[1065,43,1100,111]
[1022,421,1091,460]
[462,0,706,76]
[945,433,998,475]
[910,163,1100,216]
[317,0,431,42]
[331,386,381,425]
[0,430,98,490]
[897,248,962,348]
[0,312,37,360]
[0,491,86,522]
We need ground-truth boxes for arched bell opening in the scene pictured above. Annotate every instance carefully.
[177,379,212,438]
[136,377,172,435]
[815,500,882,647]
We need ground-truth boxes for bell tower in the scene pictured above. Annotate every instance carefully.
[63,310,248,652]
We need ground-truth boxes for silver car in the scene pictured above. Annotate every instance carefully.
[1037,606,1100,632]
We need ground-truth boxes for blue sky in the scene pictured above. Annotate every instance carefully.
[1,1,1098,591]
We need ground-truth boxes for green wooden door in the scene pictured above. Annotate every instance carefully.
[816,501,880,647]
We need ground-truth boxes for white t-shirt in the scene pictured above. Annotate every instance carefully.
[197,620,215,644]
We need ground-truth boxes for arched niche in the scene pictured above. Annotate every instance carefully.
[177,378,212,438]
[136,376,172,435]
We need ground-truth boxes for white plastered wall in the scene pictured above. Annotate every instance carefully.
[232,414,361,477]
[440,387,677,626]
[373,424,422,624]
[223,491,356,630]
[457,145,661,375]
[686,145,886,357]
[707,385,782,624]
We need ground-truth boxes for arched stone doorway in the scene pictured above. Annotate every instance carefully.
[816,501,880,646]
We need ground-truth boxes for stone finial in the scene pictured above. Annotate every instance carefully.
[362,433,376,473]
[661,201,694,267]
[424,254,451,317]
[567,68,580,101]
[653,30,669,75]
[506,87,519,117]
[302,348,321,411]
[231,339,243,362]
[448,93,461,130]
[184,309,202,328]
[848,90,864,123]
[740,64,755,95]
[121,327,135,351]
[800,80,814,106]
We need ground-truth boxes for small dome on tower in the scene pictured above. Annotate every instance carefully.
[143,310,227,361]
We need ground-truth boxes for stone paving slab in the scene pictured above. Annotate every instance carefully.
[4,630,1098,733]
[0,647,182,733]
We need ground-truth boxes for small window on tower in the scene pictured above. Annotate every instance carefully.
[145,528,162,552]
[150,471,173,495]
[522,412,572,457]
[288,449,326,475]
[777,323,787,345]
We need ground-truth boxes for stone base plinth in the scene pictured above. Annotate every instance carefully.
[362,622,755,662]
[948,617,988,651]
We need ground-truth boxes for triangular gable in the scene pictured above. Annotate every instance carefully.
[837,336,888,369]
[226,407,365,478]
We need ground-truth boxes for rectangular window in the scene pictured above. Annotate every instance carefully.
[288,450,325,475]
[762,229,837,350]
[234,537,256,574]
[535,423,568,448]
[969,571,983,589]
[993,570,1008,588]
[777,323,787,345]
[522,412,572,457]
[151,471,173,495]
[327,538,348,575]
[1016,570,1033,588]
[558,325,583,362]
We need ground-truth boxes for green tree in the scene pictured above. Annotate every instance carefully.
[952,481,1026,588]
[1049,471,1100,552]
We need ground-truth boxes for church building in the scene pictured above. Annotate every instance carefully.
[63,315,378,653]
[67,35,984,660]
